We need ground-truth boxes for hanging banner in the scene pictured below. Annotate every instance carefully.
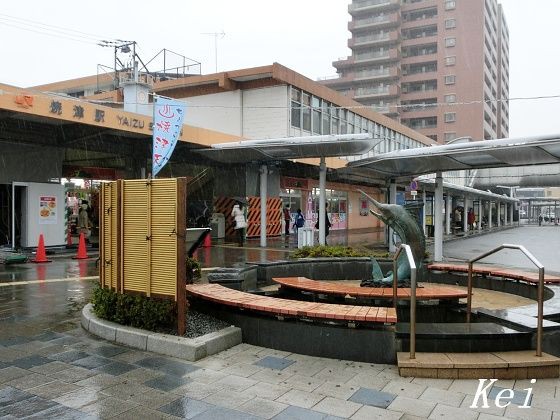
[152,96,186,177]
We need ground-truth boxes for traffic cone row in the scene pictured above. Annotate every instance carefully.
[73,232,89,259]
[32,234,51,263]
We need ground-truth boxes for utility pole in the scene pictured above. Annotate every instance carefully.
[202,31,225,73]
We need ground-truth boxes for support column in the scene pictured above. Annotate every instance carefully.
[510,200,514,226]
[478,200,482,232]
[260,165,267,248]
[422,190,427,236]
[445,194,452,235]
[463,196,468,233]
[504,203,509,225]
[388,180,397,253]
[497,202,501,227]
[434,173,444,262]
[489,202,493,229]
[318,157,326,246]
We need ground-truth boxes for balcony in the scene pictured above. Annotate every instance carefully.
[354,48,401,65]
[356,66,401,81]
[350,12,401,31]
[354,84,401,99]
[349,30,400,48]
[349,0,400,15]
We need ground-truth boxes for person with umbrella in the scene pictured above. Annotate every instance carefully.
[231,198,247,246]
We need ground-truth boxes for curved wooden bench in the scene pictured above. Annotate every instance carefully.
[185,283,397,324]
[428,263,560,284]
[272,277,467,300]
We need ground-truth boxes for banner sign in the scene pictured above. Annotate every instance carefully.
[39,196,57,224]
[152,96,186,177]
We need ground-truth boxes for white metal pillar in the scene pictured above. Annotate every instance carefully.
[504,203,509,225]
[388,180,397,253]
[445,193,452,235]
[318,157,327,245]
[478,200,483,232]
[422,190,427,235]
[463,196,468,233]
[489,202,493,229]
[434,173,444,262]
[510,200,514,225]
[260,165,267,247]
[497,202,501,227]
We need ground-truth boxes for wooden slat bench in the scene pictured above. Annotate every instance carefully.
[428,262,560,284]
[272,277,468,300]
[185,283,397,324]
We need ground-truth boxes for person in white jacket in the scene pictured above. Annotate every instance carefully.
[231,202,247,246]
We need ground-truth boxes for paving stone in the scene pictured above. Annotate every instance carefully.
[202,389,253,409]
[184,368,228,384]
[272,405,328,420]
[345,372,389,390]
[505,404,554,420]
[11,355,51,369]
[159,396,215,418]
[0,336,33,347]
[411,377,454,390]
[478,414,513,420]
[0,367,30,384]
[488,385,531,406]
[89,345,128,358]
[428,403,479,420]
[171,381,227,400]
[24,404,94,420]
[101,382,153,400]
[213,374,259,392]
[27,380,82,399]
[419,386,466,408]
[94,360,136,376]
[29,361,71,375]
[135,356,199,376]
[348,387,396,409]
[387,396,437,418]
[315,381,360,400]
[5,372,56,390]
[144,374,191,392]
[0,385,34,405]
[276,388,326,409]
[118,367,164,383]
[313,366,361,383]
[350,404,403,420]
[109,405,171,420]
[282,373,325,392]
[312,395,362,418]
[382,380,427,398]
[53,387,106,409]
[75,372,127,391]
[111,350,152,364]
[448,379,483,396]
[0,394,58,417]
[81,396,139,418]
[48,336,81,346]
[189,405,262,420]
[48,365,97,383]
[459,394,506,416]
[220,362,264,377]
[254,356,296,371]
[72,355,113,370]
[237,396,289,419]
[32,331,65,342]
[249,368,295,385]
[241,381,290,400]
[532,394,560,411]
[49,350,91,363]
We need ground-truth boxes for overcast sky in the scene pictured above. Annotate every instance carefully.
[1,0,558,138]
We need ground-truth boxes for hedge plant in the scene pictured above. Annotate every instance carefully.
[290,245,390,259]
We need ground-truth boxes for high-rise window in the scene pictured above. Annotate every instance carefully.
[445,37,456,47]
[444,94,456,103]
[445,18,456,29]
[444,75,456,85]
[445,1,456,10]
[445,56,456,66]
[444,112,456,122]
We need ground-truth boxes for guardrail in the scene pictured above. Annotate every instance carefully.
[467,244,545,356]
[393,244,417,359]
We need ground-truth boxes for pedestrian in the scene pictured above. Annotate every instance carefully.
[467,208,475,231]
[539,215,543,226]
[283,204,291,235]
[315,203,332,245]
[231,201,247,246]
[454,207,462,230]
[78,201,91,242]
[294,208,305,233]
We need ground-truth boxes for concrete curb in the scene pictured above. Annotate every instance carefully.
[81,304,242,361]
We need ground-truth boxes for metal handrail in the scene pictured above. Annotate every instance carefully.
[467,244,545,356]
[393,244,418,359]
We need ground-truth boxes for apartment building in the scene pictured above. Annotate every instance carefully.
[322,0,509,143]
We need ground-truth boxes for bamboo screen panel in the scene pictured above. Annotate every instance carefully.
[100,182,118,290]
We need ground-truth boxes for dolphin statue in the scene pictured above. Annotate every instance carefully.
[358,189,426,287]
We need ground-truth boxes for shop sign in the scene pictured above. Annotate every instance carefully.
[281,177,308,190]
[39,196,57,225]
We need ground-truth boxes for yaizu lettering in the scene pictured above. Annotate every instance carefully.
[470,379,535,408]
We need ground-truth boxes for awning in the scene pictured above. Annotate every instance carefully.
[347,134,560,179]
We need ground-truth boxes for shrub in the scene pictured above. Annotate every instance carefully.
[186,257,201,281]
[91,285,176,332]
[290,245,390,259]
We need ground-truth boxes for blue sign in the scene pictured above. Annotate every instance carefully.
[152,96,186,177]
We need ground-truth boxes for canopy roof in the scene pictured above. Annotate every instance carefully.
[347,134,560,179]
[196,134,377,164]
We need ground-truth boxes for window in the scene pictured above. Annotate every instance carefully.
[444,94,456,103]
[444,75,456,85]
[445,1,456,10]
[445,37,456,47]
[445,56,456,66]
[444,132,457,142]
[444,112,456,122]
[427,134,438,141]
[445,18,456,29]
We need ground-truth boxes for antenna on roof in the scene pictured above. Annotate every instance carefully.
[201,31,226,73]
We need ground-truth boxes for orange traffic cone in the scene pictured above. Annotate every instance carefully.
[203,233,211,248]
[73,232,89,259]
[32,234,51,263]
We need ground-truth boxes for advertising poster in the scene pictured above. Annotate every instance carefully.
[39,196,57,225]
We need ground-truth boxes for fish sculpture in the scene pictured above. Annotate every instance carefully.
[358,189,425,287]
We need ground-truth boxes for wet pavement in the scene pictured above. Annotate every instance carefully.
[0,226,558,418]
